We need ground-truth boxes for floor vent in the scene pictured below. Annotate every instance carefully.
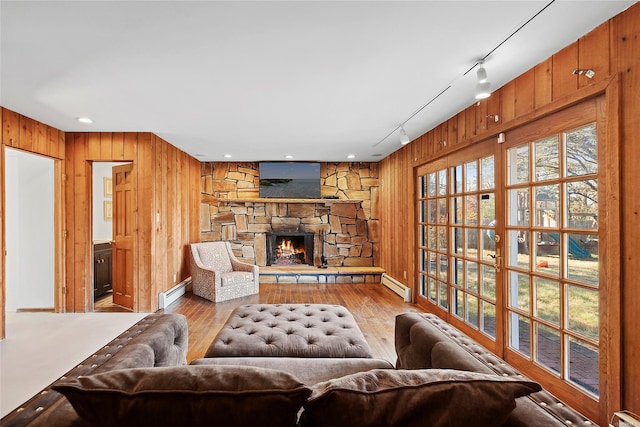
[381,273,411,302]
[158,278,191,309]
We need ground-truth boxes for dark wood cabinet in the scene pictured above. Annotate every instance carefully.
[94,242,113,299]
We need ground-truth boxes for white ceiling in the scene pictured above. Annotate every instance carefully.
[1,1,635,162]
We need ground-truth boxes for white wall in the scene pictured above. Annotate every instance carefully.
[5,148,55,311]
[92,162,127,241]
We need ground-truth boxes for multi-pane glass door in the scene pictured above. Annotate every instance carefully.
[417,142,499,346]
[416,98,605,407]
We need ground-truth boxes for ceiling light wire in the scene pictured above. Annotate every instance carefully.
[375,0,556,148]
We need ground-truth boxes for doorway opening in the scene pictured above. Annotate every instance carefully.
[91,161,131,312]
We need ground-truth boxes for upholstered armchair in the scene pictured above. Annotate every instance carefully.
[189,241,259,303]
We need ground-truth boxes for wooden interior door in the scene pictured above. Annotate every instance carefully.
[112,163,134,310]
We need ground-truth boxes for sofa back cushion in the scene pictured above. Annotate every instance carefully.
[299,368,541,427]
[54,365,311,427]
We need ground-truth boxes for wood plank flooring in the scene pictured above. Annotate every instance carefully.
[161,283,424,364]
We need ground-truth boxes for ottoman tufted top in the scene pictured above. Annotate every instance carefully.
[205,304,374,358]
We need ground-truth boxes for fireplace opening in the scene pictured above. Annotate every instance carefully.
[267,232,314,266]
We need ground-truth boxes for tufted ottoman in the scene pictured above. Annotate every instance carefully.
[205,304,373,358]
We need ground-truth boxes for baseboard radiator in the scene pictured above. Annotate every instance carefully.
[381,273,412,302]
[158,277,191,309]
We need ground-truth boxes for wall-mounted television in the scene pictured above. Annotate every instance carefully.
[259,162,321,199]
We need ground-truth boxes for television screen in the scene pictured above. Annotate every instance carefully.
[259,162,321,199]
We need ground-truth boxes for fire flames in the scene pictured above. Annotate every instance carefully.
[275,239,306,265]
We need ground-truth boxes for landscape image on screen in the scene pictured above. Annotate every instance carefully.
[259,162,321,198]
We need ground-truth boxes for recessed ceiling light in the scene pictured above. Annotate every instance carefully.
[284,155,294,159]
[347,154,356,159]
[76,117,93,124]
[223,154,232,158]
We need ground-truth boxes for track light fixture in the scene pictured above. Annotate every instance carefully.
[399,126,411,145]
[475,60,491,100]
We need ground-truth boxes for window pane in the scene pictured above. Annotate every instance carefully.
[452,196,463,224]
[438,198,447,223]
[420,274,427,297]
[427,226,436,249]
[481,156,495,190]
[535,278,560,326]
[480,230,496,260]
[508,188,529,226]
[568,336,599,396]
[438,169,447,195]
[466,261,478,293]
[453,257,464,286]
[453,164,463,194]
[466,195,478,225]
[420,175,428,198]
[428,252,436,275]
[438,255,448,281]
[567,233,599,286]
[482,301,496,338]
[535,135,559,181]
[466,294,478,327]
[567,285,599,341]
[466,161,478,192]
[438,281,448,309]
[438,227,448,252]
[453,287,464,318]
[453,227,463,254]
[429,172,436,197]
[566,180,598,230]
[420,249,427,271]
[480,193,495,226]
[428,277,437,302]
[507,230,529,269]
[508,145,529,185]
[535,323,561,374]
[566,123,597,177]
[419,200,427,223]
[428,200,437,223]
[465,229,478,259]
[508,271,530,311]
[535,232,560,276]
[535,185,559,227]
[509,313,531,357]
[482,265,496,300]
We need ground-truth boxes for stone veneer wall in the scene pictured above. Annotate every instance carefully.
[199,162,380,267]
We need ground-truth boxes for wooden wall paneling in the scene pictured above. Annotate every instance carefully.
[612,3,640,413]
[111,132,125,161]
[86,133,101,160]
[456,110,467,145]
[534,59,553,109]
[486,92,501,132]
[514,70,535,118]
[189,156,201,245]
[500,80,516,123]
[0,109,5,338]
[578,21,611,89]
[166,143,177,287]
[99,132,113,160]
[73,136,91,311]
[447,116,458,150]
[158,137,169,295]
[179,152,189,280]
[64,134,79,310]
[2,108,19,147]
[54,158,65,312]
[136,132,153,312]
[475,99,488,134]
[18,115,35,153]
[34,121,48,154]
[123,132,137,161]
[551,43,579,100]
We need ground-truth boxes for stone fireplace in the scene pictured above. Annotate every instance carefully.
[266,232,315,266]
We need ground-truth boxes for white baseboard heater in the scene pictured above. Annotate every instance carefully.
[381,273,412,302]
[158,277,191,309]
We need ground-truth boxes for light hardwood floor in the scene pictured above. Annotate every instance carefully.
[162,282,424,364]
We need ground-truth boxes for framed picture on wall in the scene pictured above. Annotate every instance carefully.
[104,177,112,197]
[104,201,112,220]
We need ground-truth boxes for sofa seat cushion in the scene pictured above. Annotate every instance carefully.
[191,357,394,385]
[54,365,311,427]
[205,304,373,358]
[299,369,541,427]
[221,271,254,286]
